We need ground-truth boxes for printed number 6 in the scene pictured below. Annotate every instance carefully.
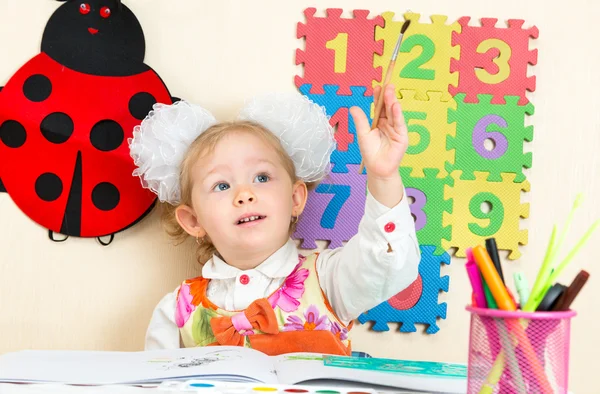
[475,38,511,84]
[316,184,350,229]
[472,115,508,160]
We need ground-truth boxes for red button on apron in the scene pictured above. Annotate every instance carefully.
[239,274,250,285]
[384,222,396,233]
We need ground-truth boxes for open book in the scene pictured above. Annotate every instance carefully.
[0,346,466,393]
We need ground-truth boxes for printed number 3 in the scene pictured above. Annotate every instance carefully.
[475,38,511,84]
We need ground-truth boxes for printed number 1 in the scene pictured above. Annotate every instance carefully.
[326,33,348,74]
[316,184,351,229]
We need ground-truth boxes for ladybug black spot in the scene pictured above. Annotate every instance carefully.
[41,112,74,144]
[129,92,156,120]
[35,173,63,202]
[92,182,120,211]
[90,120,124,152]
[23,74,52,102]
[0,120,27,148]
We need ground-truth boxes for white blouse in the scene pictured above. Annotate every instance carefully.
[145,187,420,350]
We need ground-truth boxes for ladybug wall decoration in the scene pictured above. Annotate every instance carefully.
[0,0,177,245]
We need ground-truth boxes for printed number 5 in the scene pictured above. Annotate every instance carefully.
[316,184,350,229]
[404,111,430,155]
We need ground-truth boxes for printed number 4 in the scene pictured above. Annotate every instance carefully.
[316,184,350,229]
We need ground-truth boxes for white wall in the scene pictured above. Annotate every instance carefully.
[1,1,599,393]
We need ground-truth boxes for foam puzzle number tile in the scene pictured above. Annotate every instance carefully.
[442,170,530,260]
[293,164,367,249]
[374,12,460,102]
[358,245,451,334]
[295,8,384,96]
[397,90,457,179]
[299,84,372,173]
[329,107,351,152]
[446,93,533,183]
[402,167,452,255]
[449,17,538,105]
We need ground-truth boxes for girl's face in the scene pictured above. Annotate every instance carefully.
[176,131,307,268]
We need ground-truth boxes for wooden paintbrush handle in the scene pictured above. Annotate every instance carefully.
[358,60,397,173]
[371,59,396,130]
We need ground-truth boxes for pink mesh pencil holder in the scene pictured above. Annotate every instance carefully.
[466,306,576,394]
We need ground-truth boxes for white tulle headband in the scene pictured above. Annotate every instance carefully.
[128,92,336,205]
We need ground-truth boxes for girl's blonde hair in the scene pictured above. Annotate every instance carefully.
[160,120,318,265]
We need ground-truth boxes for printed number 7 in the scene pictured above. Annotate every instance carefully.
[316,184,351,229]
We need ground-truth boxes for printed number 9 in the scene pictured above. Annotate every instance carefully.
[475,39,511,84]
[472,115,508,160]
[404,111,430,155]
[406,187,426,231]
[468,192,504,236]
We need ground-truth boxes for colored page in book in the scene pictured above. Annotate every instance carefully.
[272,354,467,394]
[322,356,468,379]
[0,346,277,385]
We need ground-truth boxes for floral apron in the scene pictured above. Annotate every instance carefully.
[174,253,352,356]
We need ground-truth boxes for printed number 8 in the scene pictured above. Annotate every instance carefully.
[468,192,504,236]
[406,187,426,231]
[475,39,511,84]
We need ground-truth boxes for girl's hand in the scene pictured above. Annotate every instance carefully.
[350,84,409,180]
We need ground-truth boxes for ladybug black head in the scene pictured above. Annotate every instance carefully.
[42,0,148,76]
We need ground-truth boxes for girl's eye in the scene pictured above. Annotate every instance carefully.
[255,174,269,183]
[100,6,111,18]
[79,3,91,14]
[213,182,230,192]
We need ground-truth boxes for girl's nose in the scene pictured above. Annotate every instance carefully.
[234,187,256,206]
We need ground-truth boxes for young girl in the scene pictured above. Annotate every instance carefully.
[130,85,420,356]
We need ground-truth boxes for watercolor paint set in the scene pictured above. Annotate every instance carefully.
[156,380,416,394]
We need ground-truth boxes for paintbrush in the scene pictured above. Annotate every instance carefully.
[358,19,411,174]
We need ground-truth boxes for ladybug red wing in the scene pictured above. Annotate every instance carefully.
[0,53,171,237]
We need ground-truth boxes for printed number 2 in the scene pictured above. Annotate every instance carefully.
[399,35,436,80]
[316,184,350,229]
[326,33,348,74]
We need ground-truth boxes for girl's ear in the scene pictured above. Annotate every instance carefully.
[291,180,308,217]
[175,205,206,238]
